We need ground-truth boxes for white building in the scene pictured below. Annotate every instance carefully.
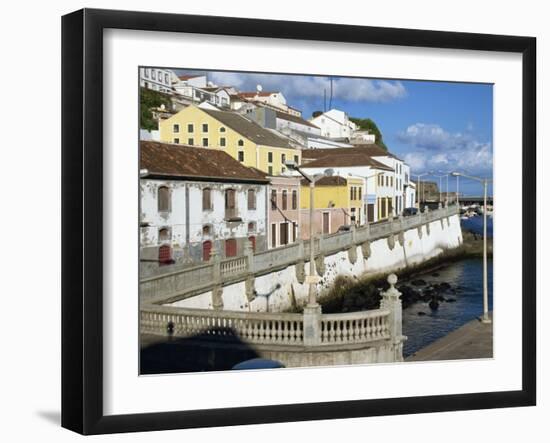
[310,109,358,140]
[140,141,269,270]
[352,145,415,215]
[300,148,395,222]
[238,91,288,111]
[139,67,176,93]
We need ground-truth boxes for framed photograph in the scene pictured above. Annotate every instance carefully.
[62,8,536,435]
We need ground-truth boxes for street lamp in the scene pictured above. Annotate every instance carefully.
[412,173,429,209]
[451,171,492,324]
[285,160,331,307]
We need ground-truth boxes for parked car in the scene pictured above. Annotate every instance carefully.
[402,207,418,216]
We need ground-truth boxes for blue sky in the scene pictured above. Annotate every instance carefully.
[174,69,493,196]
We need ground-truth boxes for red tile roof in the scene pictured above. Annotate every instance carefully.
[140,141,268,183]
[300,147,394,170]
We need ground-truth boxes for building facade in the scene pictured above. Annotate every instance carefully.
[299,175,365,239]
[310,109,357,140]
[139,67,176,93]
[139,141,269,270]
[159,105,302,176]
[268,176,301,248]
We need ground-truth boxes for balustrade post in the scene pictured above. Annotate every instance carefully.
[303,305,322,346]
[210,246,224,310]
[244,239,254,273]
[380,274,406,362]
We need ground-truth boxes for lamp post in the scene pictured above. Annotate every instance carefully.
[412,173,429,210]
[451,172,492,323]
[285,161,331,307]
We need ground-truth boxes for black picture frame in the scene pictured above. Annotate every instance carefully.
[62,8,536,435]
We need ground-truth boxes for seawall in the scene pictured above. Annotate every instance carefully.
[167,209,463,312]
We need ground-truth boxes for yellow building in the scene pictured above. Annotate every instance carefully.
[299,176,365,238]
[159,105,301,176]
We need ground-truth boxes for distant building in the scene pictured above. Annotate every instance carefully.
[299,175,365,239]
[139,67,176,93]
[300,147,394,222]
[139,141,269,269]
[268,176,301,248]
[310,109,357,140]
[159,105,302,176]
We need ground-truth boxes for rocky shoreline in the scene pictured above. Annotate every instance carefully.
[317,227,492,314]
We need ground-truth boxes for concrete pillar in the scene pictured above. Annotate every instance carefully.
[303,304,322,346]
[361,240,371,260]
[380,274,406,362]
[210,246,223,310]
[295,240,306,284]
[244,238,254,273]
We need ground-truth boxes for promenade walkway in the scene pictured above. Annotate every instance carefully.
[406,313,493,361]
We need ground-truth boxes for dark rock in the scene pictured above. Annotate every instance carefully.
[417,311,427,316]
[446,298,457,303]
[439,282,451,291]
[431,272,440,277]
[437,295,445,302]
[411,279,427,286]
[429,299,439,310]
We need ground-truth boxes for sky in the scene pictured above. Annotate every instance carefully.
[174,69,493,196]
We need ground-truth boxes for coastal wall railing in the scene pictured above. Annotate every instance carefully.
[140,204,458,303]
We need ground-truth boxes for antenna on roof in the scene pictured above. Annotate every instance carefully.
[256,84,263,93]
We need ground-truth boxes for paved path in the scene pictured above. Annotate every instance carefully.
[406,313,493,362]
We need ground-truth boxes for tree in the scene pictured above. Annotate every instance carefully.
[349,117,387,150]
[140,87,172,131]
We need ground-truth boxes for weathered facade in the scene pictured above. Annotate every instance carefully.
[268,175,301,248]
[140,141,269,272]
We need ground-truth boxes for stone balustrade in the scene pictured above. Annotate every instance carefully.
[140,274,406,364]
[140,204,459,304]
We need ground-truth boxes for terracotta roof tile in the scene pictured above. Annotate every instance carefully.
[140,141,268,183]
[300,147,394,170]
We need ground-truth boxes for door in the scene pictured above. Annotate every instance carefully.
[225,238,237,257]
[202,240,212,262]
[367,204,374,222]
[280,222,288,245]
[322,212,330,234]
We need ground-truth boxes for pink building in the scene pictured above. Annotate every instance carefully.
[268,176,301,248]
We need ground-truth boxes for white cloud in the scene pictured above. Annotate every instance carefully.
[209,72,407,103]
[399,123,492,175]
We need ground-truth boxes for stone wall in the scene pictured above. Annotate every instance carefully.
[166,206,462,312]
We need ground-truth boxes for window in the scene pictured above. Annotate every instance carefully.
[158,244,172,265]
[220,126,226,132]
[202,123,208,132]
[152,70,156,80]
[390,176,394,187]
[386,176,389,186]
[173,138,179,144]
[268,152,273,163]
[282,190,288,210]
[238,151,244,162]
[271,190,277,209]
[358,187,362,200]
[225,238,237,257]
[247,189,256,210]
[350,187,354,200]
[292,222,297,242]
[202,225,211,236]
[202,240,212,262]
[248,222,256,233]
[158,228,170,242]
[144,68,149,78]
[281,153,286,165]
[280,222,289,246]
[225,189,237,219]
[220,137,226,147]
[271,223,277,248]
[202,138,208,147]
[238,139,244,147]
[294,155,299,165]
[187,123,194,133]
[188,138,194,145]
[292,190,298,210]
[157,186,170,212]
[268,166,273,175]
[173,124,180,133]
[202,188,212,211]
[164,73,169,84]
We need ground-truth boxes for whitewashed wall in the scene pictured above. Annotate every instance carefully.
[169,213,463,311]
